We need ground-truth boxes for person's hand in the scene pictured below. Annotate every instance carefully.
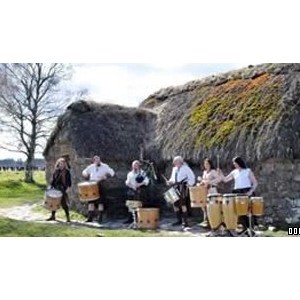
[197,176,202,182]
[166,181,172,186]
[66,188,70,193]
[246,191,253,197]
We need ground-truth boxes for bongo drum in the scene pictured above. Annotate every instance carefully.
[164,187,180,205]
[126,200,143,210]
[189,185,208,208]
[78,181,100,202]
[137,208,160,230]
[207,194,223,229]
[251,197,264,216]
[222,194,238,230]
[235,196,250,216]
[44,189,62,211]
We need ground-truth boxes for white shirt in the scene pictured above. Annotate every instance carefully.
[126,170,150,190]
[169,163,196,187]
[230,168,252,190]
[82,163,115,182]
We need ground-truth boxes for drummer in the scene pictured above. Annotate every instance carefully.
[82,155,115,223]
[167,156,196,228]
[198,158,221,226]
[124,160,150,224]
[47,158,71,222]
[219,156,258,229]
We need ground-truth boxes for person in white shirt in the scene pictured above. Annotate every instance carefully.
[82,155,115,223]
[124,160,150,224]
[167,156,196,228]
[219,156,258,229]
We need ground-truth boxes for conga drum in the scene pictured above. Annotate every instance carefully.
[126,200,143,211]
[251,197,264,216]
[235,196,250,216]
[78,181,100,202]
[137,208,160,230]
[164,187,180,205]
[44,189,62,211]
[207,194,223,229]
[189,185,208,208]
[222,194,238,230]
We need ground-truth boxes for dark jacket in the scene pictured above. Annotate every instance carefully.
[51,169,72,192]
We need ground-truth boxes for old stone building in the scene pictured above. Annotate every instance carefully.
[44,63,300,226]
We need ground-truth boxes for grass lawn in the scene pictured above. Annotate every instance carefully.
[0,171,46,208]
[0,217,188,237]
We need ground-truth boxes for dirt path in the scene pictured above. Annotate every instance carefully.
[0,203,211,236]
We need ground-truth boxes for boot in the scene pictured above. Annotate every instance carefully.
[85,211,94,223]
[123,212,134,224]
[172,211,182,226]
[98,211,103,224]
[46,211,56,221]
[65,210,71,223]
[182,212,189,228]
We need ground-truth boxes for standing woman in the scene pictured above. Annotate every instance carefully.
[219,157,258,228]
[198,158,221,225]
[47,158,71,222]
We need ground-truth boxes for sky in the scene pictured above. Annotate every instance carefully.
[0,63,258,160]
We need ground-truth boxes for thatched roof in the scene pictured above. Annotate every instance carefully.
[141,63,300,164]
[44,100,157,162]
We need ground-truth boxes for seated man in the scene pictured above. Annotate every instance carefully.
[124,160,150,224]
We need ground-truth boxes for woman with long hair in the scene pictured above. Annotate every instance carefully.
[219,156,258,229]
[47,158,71,222]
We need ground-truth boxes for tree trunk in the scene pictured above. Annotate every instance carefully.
[25,156,34,183]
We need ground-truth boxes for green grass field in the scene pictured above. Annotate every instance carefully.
[0,171,46,208]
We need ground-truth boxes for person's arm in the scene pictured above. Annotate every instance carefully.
[106,165,115,178]
[186,167,196,187]
[209,170,222,186]
[125,173,136,190]
[167,168,176,185]
[82,165,91,179]
[219,170,234,183]
[248,171,258,195]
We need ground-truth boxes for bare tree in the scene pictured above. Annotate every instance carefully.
[0,63,73,183]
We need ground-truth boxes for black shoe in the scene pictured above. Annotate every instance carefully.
[98,212,103,224]
[182,222,190,229]
[46,217,55,221]
[172,221,182,226]
[85,212,93,223]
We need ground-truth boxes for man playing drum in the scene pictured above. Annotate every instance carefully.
[167,156,196,229]
[124,160,150,224]
[82,156,115,223]
[47,158,71,222]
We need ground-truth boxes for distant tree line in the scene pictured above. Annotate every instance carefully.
[0,158,45,171]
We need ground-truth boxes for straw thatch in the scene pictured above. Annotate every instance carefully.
[141,63,300,166]
[44,100,157,162]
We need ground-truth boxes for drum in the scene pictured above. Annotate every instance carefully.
[164,187,180,205]
[137,208,160,230]
[222,194,238,230]
[235,196,250,216]
[44,189,62,211]
[78,181,100,202]
[207,194,223,229]
[189,185,208,208]
[251,197,264,216]
[126,200,143,210]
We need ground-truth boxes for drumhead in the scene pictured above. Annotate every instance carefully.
[46,189,63,197]
[223,194,237,197]
[251,197,264,201]
[78,181,97,187]
[208,193,222,198]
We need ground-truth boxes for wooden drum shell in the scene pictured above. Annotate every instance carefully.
[235,196,250,216]
[137,208,160,230]
[44,189,62,211]
[189,185,208,208]
[222,195,238,230]
[251,197,264,216]
[78,182,100,202]
[207,194,223,229]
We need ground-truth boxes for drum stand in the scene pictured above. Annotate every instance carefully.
[128,208,138,230]
[239,212,256,237]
